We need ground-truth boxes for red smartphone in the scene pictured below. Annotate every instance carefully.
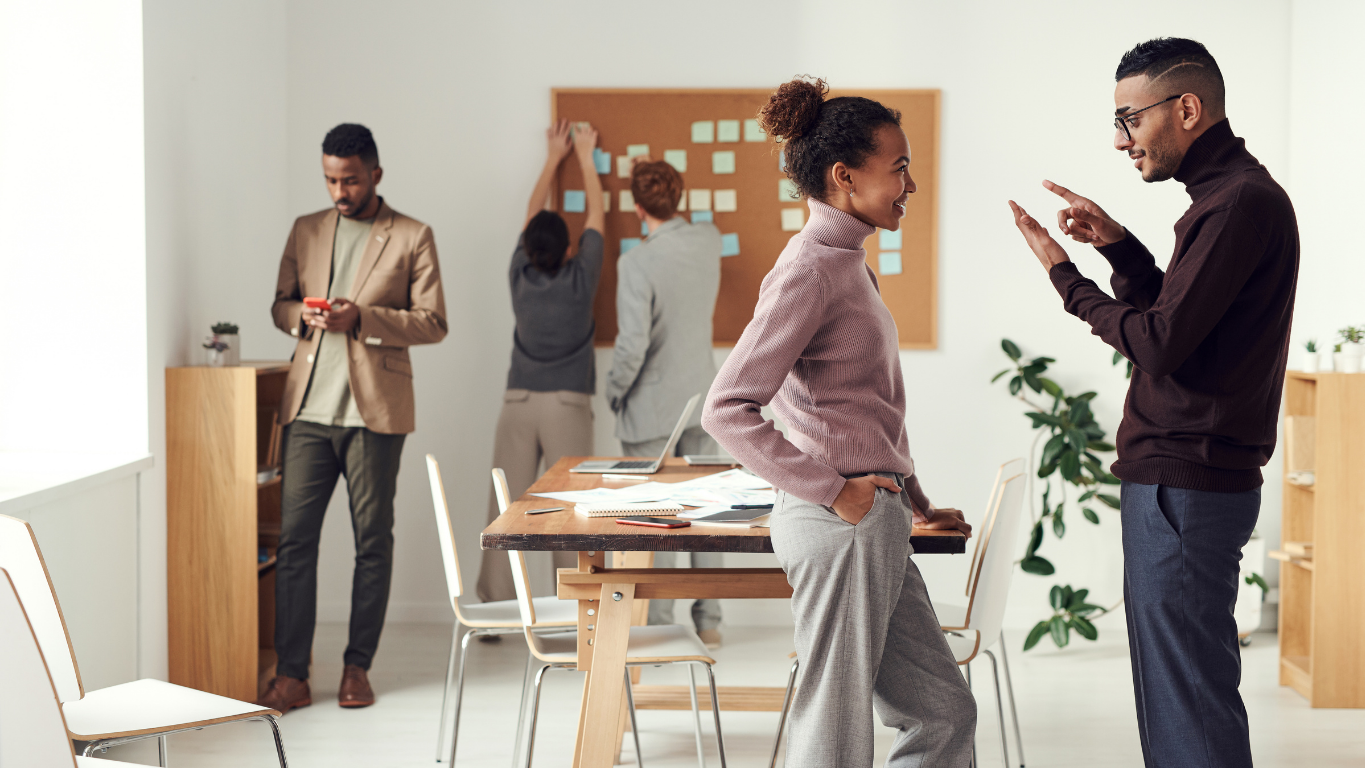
[304,297,332,311]
[616,516,690,529]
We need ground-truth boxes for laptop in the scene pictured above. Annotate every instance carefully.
[571,394,701,474]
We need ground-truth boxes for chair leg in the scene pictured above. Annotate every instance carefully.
[624,669,644,768]
[511,650,535,768]
[768,659,798,768]
[701,663,727,768]
[687,665,706,768]
[964,662,975,768]
[158,735,168,767]
[260,714,290,768]
[998,634,1026,767]
[437,625,477,763]
[522,664,552,768]
[984,651,1010,768]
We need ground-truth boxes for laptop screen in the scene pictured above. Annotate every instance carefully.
[653,394,702,465]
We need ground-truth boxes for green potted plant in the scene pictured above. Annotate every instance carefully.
[1302,339,1320,373]
[1337,326,1363,373]
[203,322,240,367]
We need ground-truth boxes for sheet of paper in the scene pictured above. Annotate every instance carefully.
[678,193,687,211]
[689,189,711,211]
[879,228,903,249]
[779,179,799,201]
[691,121,715,143]
[620,190,635,210]
[664,149,687,172]
[603,191,611,212]
[691,210,713,223]
[781,207,805,231]
[879,251,903,276]
[720,233,740,257]
[744,118,766,142]
[626,144,650,158]
[716,119,740,143]
[620,237,642,254]
[713,189,737,212]
[617,155,633,178]
[779,148,785,171]
[562,190,586,213]
[593,148,611,175]
[711,150,736,174]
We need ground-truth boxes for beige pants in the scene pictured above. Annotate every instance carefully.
[477,389,593,602]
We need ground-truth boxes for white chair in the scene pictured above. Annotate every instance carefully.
[426,455,577,764]
[495,468,727,768]
[0,514,287,766]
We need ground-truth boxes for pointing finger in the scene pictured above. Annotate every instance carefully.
[1043,179,1083,205]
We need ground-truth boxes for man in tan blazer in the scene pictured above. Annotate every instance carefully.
[259,123,446,714]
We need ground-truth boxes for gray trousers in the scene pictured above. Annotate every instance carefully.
[624,427,723,631]
[1121,481,1259,768]
[770,475,976,768]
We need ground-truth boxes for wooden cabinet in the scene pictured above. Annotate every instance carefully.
[1278,372,1365,707]
[166,362,288,702]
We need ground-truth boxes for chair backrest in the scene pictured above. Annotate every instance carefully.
[965,458,1026,597]
[491,468,538,628]
[0,515,83,702]
[491,467,512,512]
[966,474,1027,649]
[0,568,79,768]
[425,455,464,606]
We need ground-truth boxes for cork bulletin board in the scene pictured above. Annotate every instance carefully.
[551,88,939,348]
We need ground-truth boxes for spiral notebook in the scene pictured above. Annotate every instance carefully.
[574,501,684,518]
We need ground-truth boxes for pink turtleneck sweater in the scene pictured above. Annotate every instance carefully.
[702,199,929,510]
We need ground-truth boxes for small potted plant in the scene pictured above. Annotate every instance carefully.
[1302,339,1320,373]
[203,322,240,367]
[1338,326,1364,373]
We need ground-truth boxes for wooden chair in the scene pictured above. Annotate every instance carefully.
[495,468,728,768]
[426,455,577,764]
[0,515,287,766]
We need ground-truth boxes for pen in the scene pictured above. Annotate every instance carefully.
[525,507,566,515]
[731,504,775,510]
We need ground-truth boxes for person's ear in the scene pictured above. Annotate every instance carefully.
[371,165,383,186]
[830,161,854,196]
[1179,94,1203,131]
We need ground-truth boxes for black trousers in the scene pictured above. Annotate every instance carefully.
[275,420,406,680]
[1120,481,1259,768]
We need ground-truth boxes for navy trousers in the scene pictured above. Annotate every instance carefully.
[1120,481,1259,768]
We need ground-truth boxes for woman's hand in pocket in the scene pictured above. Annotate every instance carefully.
[832,475,902,526]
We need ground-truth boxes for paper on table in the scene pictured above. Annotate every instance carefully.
[744,118,766,142]
[879,228,903,249]
[879,251,903,275]
[713,189,737,212]
[779,179,799,201]
[626,144,650,157]
[691,121,715,143]
[562,190,586,213]
[717,120,740,142]
[692,211,713,223]
[720,233,740,257]
[663,149,687,172]
[593,148,612,175]
[620,190,635,210]
[689,189,712,211]
[780,207,805,231]
[711,151,736,174]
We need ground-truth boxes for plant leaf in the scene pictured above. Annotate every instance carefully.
[1082,507,1100,524]
[1028,412,1064,429]
[1050,615,1070,648]
[1060,450,1082,481]
[1021,555,1055,575]
[1074,391,1098,402]
[1023,620,1050,651]
[1097,493,1121,509]
[1072,602,1106,615]
[1009,376,1022,396]
[1023,371,1043,393]
[1069,588,1089,607]
[1040,377,1063,398]
[1087,440,1116,452]
[1068,428,1090,455]
[1070,615,1098,641]
[1113,350,1123,365]
[1003,339,1022,361]
[1050,585,1064,610]
[1078,489,1096,502]
[1038,459,1058,479]
[1041,434,1066,467]
[991,368,1012,383]
[1052,507,1066,538]
[1245,572,1269,594]
[1026,521,1043,557]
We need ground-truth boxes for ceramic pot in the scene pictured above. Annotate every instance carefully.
[1302,352,1320,373]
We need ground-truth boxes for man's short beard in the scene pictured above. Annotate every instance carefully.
[1141,124,1183,183]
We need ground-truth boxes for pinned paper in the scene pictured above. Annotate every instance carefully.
[620,190,635,210]
[691,121,715,143]
[617,156,633,178]
[689,189,712,211]
[664,149,688,172]
[692,210,714,223]
[744,119,765,142]
[713,189,737,212]
[593,148,611,175]
[779,179,799,201]
[779,149,785,171]
[720,233,740,257]
[678,193,687,212]
[603,191,612,212]
[712,151,736,175]
[563,190,586,213]
[641,219,650,237]
[621,238,642,254]
[879,229,902,249]
[879,251,903,276]
[717,120,740,143]
[626,144,650,158]
[780,207,805,231]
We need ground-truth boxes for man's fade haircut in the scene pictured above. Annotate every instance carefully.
[1116,38,1225,116]
[322,123,380,168]
[523,210,571,274]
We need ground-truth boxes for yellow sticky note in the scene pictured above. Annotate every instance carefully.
[626,144,650,158]
[717,120,741,143]
[691,121,715,143]
[714,189,737,213]
[620,190,635,210]
[603,191,611,212]
[664,149,688,172]
[779,179,799,201]
[780,207,804,231]
[689,189,712,211]
[744,119,766,142]
[712,151,736,174]
[617,156,633,178]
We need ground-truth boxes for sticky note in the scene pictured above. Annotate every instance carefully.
[879,228,903,249]
[603,191,611,212]
[617,156,633,178]
[620,190,635,210]
[593,148,611,175]
[664,149,688,173]
[626,144,650,158]
[692,210,713,223]
[689,189,712,211]
[678,193,687,212]
[720,233,740,257]
[713,189,737,212]
[879,251,903,276]
[621,238,642,254]
[779,149,785,171]
[781,207,805,231]
[717,120,741,143]
[641,219,650,237]
[779,179,799,201]
[744,119,766,142]
[563,190,586,213]
[711,151,736,175]
[691,121,715,143]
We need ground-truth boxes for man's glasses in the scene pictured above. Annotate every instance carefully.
[1114,95,1181,141]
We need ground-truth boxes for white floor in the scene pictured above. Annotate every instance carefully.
[93,622,1365,767]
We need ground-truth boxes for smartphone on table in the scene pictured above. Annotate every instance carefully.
[304,297,332,311]
[616,516,690,529]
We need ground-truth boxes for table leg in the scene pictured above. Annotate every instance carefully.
[573,582,635,768]
[612,552,655,763]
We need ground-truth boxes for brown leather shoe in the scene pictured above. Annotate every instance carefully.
[256,675,311,715]
[338,664,375,708]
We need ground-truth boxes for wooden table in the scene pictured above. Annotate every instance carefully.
[481,457,966,768]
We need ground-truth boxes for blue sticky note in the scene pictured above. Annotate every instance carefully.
[692,210,713,223]
[621,238,642,254]
[641,219,650,236]
[879,251,903,276]
[879,228,903,249]
[720,233,740,257]
[593,148,611,175]
[563,190,586,213]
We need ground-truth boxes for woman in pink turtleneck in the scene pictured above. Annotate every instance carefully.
[701,79,975,768]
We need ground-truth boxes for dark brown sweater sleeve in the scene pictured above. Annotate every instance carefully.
[1048,206,1266,378]
[1095,231,1164,311]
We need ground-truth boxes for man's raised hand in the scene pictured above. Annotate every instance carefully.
[1044,180,1126,246]
[1009,200,1071,273]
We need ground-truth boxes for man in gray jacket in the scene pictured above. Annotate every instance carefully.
[606,158,724,646]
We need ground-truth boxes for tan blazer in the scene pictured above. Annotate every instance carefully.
[271,200,447,434]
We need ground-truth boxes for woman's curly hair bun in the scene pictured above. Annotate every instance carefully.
[758,76,827,141]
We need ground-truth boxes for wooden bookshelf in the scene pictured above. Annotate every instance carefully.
[167,361,289,702]
[1277,372,1365,707]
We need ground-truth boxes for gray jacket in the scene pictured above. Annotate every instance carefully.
[606,217,722,442]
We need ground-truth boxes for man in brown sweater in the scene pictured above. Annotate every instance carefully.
[1010,38,1298,768]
